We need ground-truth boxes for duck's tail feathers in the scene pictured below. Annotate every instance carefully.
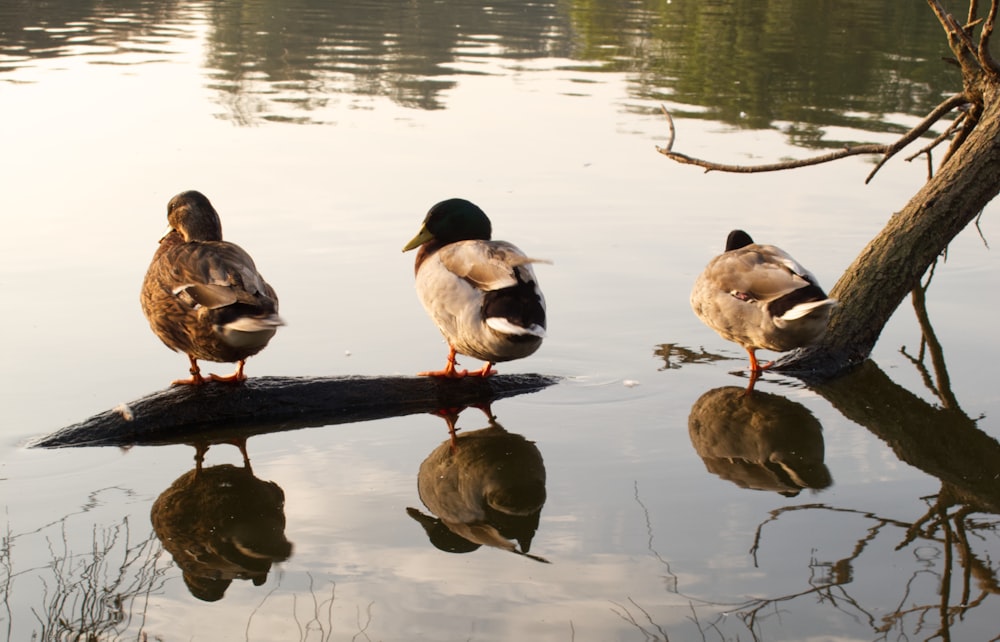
[509,255,553,267]
[485,317,547,338]
[218,314,284,348]
[779,297,838,321]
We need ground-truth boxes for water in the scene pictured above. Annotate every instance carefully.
[2,1,998,640]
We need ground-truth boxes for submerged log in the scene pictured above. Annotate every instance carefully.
[32,374,559,450]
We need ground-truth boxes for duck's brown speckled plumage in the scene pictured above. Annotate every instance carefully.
[141,191,282,384]
[151,463,292,601]
[691,230,837,372]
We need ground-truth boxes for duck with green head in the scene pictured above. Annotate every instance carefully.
[403,198,548,378]
[691,229,837,373]
[141,190,284,385]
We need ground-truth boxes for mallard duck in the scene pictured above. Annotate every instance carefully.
[407,413,548,562]
[141,190,283,385]
[691,230,837,372]
[402,198,547,378]
[688,386,832,495]
[151,462,292,601]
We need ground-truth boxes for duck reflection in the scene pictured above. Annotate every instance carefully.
[688,387,833,496]
[151,457,293,601]
[407,409,549,563]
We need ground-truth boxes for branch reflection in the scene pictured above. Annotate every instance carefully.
[407,408,549,563]
[639,273,1000,640]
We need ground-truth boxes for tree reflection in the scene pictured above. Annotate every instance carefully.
[0,502,167,641]
[653,342,730,370]
[406,407,549,563]
[638,269,1000,640]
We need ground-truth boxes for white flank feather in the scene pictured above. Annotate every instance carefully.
[779,298,838,321]
[218,315,285,348]
[485,317,546,337]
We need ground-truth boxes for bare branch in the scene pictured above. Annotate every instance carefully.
[929,0,980,60]
[865,92,968,183]
[980,0,1000,76]
[659,105,676,152]
[967,0,980,28]
[656,93,965,180]
[905,111,967,163]
[657,142,888,174]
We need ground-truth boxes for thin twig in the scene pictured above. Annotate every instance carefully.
[864,93,968,183]
[980,0,1000,75]
[657,143,889,174]
[904,111,966,163]
[656,92,964,179]
[659,105,676,152]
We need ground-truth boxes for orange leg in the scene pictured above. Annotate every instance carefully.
[229,436,253,472]
[429,407,464,451]
[172,355,207,385]
[746,348,774,372]
[208,360,248,383]
[193,442,209,473]
[418,346,470,378]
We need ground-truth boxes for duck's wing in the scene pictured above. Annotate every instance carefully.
[436,240,549,292]
[716,245,819,303]
[164,241,279,312]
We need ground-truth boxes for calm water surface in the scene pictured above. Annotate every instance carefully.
[2,1,999,640]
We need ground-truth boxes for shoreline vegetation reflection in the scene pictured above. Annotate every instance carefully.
[1,0,957,138]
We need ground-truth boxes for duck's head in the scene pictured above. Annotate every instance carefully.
[725,229,755,252]
[167,190,223,242]
[403,198,492,252]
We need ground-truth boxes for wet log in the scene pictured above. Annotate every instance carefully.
[32,374,559,450]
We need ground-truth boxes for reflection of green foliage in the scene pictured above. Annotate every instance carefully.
[0,0,965,140]
[567,0,958,142]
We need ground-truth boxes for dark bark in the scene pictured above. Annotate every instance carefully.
[31,374,558,450]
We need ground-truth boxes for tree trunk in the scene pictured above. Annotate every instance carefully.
[660,2,1000,380]
[782,76,1000,378]
[811,360,1000,514]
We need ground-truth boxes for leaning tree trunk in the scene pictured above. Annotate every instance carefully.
[659,1,1000,381]
[779,2,1000,378]
[785,81,1000,377]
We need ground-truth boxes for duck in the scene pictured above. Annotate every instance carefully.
[690,230,837,372]
[141,190,284,385]
[407,413,548,562]
[402,198,548,378]
[150,462,293,601]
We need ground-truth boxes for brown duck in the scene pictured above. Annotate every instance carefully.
[691,230,837,372]
[141,190,283,384]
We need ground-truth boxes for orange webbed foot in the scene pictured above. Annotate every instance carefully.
[418,347,471,378]
[173,356,208,385]
[207,360,248,383]
[464,362,497,378]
